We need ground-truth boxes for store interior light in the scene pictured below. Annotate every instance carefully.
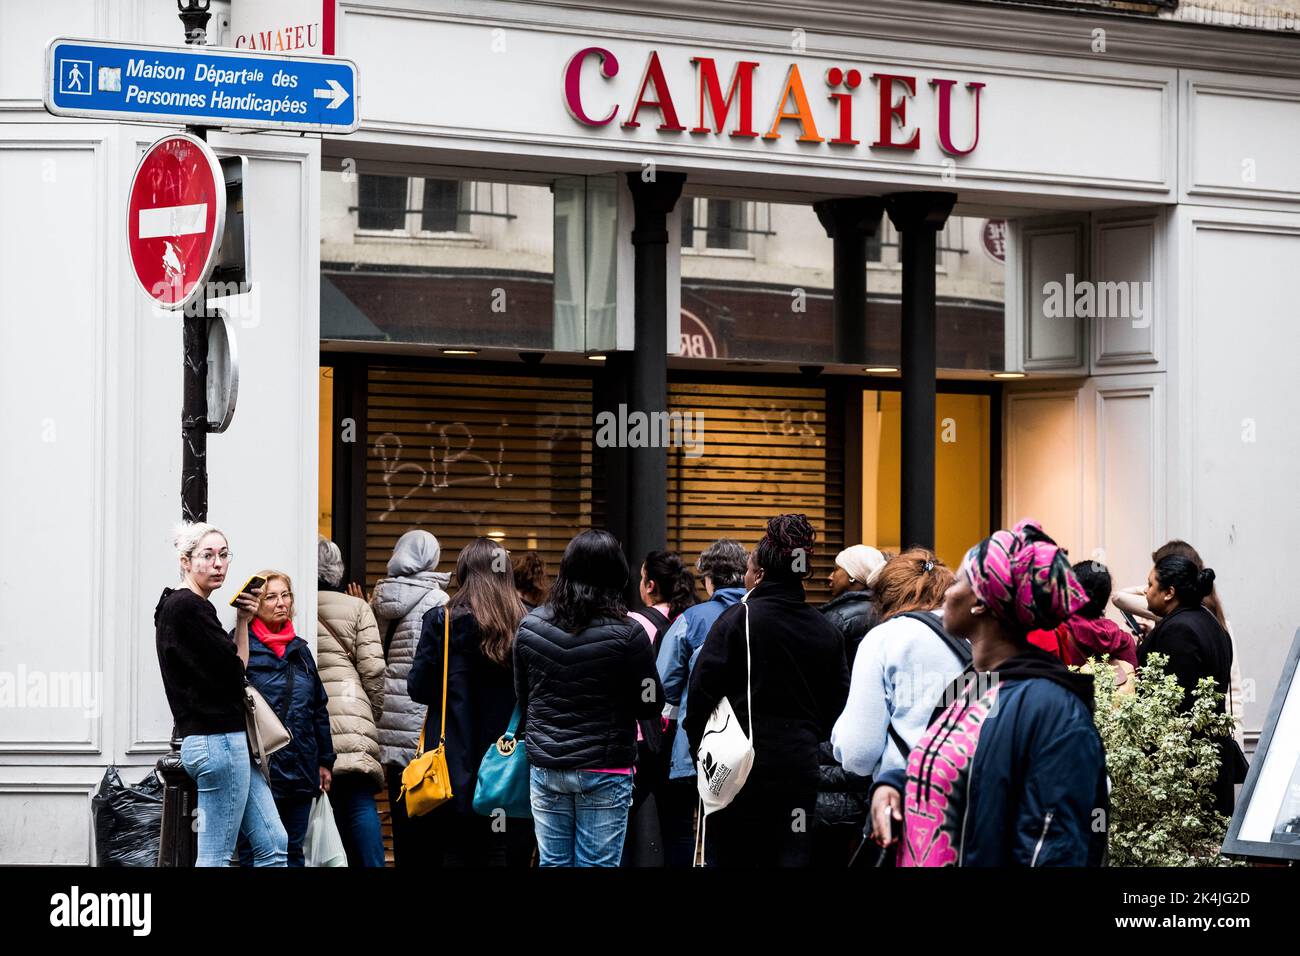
[442,349,477,355]
[992,371,1027,379]
[864,366,898,374]
[487,530,506,540]
[587,354,607,361]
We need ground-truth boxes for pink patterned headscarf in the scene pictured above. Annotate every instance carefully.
[960,519,1087,632]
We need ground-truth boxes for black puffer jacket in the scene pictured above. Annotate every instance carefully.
[815,741,871,829]
[513,605,665,770]
[819,590,880,667]
[815,589,878,829]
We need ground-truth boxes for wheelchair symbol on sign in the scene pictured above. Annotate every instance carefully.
[60,60,92,96]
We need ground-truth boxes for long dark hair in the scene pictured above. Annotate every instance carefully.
[642,550,697,618]
[548,530,629,632]
[755,513,817,583]
[1154,555,1217,612]
[450,538,526,667]
[1153,540,1228,629]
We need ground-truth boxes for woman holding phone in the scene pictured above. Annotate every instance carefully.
[235,570,336,867]
[154,522,288,867]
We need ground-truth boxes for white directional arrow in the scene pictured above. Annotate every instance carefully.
[313,78,349,110]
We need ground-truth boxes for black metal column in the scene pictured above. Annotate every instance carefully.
[621,171,685,590]
[813,197,884,366]
[158,0,213,868]
[886,191,955,551]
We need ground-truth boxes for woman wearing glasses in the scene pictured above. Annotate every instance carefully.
[154,522,289,866]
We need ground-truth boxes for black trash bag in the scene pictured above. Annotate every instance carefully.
[92,766,163,866]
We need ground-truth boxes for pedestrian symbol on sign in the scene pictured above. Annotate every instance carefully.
[60,59,91,95]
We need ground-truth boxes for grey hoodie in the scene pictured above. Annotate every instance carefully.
[372,531,450,768]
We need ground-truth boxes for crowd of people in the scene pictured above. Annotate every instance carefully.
[154,512,1245,867]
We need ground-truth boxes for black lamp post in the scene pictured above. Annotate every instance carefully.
[156,0,213,869]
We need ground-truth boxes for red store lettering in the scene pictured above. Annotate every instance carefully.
[563,46,985,156]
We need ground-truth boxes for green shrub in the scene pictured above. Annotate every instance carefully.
[1087,652,1241,867]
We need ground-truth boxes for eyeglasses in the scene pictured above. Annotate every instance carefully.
[192,549,232,564]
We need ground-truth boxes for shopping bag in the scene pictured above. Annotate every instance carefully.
[303,794,348,867]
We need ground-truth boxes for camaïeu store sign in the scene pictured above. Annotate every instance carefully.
[563,47,985,156]
[343,16,1166,196]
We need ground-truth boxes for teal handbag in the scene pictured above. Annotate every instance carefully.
[472,706,532,819]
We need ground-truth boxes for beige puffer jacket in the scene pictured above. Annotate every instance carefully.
[317,589,386,788]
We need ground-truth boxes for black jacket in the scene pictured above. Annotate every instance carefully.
[513,605,664,770]
[815,740,871,829]
[154,588,246,738]
[818,590,880,668]
[240,630,336,799]
[685,579,851,789]
[1140,604,1238,816]
[409,606,518,814]
[814,591,878,827]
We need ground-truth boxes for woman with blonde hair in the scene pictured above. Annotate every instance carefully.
[832,548,968,782]
[155,522,287,866]
[234,569,336,867]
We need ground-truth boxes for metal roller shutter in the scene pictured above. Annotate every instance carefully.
[667,382,843,604]
[364,366,598,587]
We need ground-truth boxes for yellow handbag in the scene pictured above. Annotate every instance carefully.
[398,606,453,816]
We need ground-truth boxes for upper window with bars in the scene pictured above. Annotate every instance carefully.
[680,198,774,255]
[352,175,517,238]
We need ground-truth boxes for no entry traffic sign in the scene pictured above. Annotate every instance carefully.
[127,133,225,310]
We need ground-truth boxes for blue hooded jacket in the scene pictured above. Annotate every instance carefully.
[873,652,1108,867]
[656,586,746,780]
[239,630,336,800]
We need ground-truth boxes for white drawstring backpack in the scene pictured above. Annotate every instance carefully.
[693,593,756,864]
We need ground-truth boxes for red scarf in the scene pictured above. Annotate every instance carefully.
[252,618,296,658]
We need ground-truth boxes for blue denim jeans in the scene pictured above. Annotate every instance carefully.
[237,795,311,867]
[529,766,633,867]
[330,774,387,868]
[181,732,287,867]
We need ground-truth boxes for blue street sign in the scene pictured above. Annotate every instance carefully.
[45,37,359,134]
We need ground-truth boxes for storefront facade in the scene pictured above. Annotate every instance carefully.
[3,0,1300,862]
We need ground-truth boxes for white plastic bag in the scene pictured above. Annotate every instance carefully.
[303,794,348,867]
[696,597,755,815]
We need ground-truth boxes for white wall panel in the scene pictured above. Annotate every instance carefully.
[1092,211,1162,369]
[1018,218,1087,372]
[1094,380,1164,604]
[0,0,102,106]
[1185,73,1300,208]
[0,138,106,754]
[1175,208,1300,734]
[0,785,95,865]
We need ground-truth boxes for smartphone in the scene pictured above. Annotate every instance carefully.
[1117,606,1145,639]
[229,574,267,607]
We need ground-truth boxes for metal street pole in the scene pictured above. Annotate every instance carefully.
[156,0,212,868]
